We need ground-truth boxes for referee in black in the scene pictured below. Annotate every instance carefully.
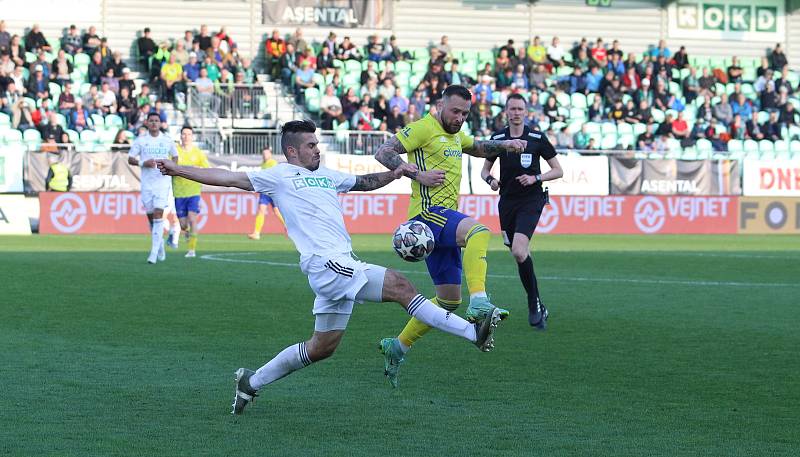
[481,93,563,330]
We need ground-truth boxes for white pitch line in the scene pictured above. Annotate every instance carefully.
[200,252,799,288]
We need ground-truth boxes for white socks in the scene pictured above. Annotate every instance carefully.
[150,218,164,256]
[406,294,477,342]
[249,342,312,390]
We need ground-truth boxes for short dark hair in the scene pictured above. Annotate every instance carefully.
[147,111,161,120]
[442,84,471,101]
[506,93,527,106]
[280,119,316,153]
[180,125,193,133]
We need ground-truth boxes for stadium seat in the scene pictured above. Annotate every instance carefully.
[567,120,583,134]
[632,123,647,136]
[775,150,792,160]
[90,114,104,128]
[601,123,617,135]
[74,53,90,67]
[395,61,411,74]
[791,140,800,153]
[569,107,586,121]
[2,129,23,144]
[64,129,79,144]
[759,140,774,153]
[345,60,361,74]
[80,130,97,143]
[23,129,41,142]
[774,140,789,152]
[556,92,570,107]
[727,139,743,153]
[680,150,698,160]
[584,122,601,134]
[570,93,587,109]
[601,133,618,150]
[743,139,759,154]
[105,114,123,129]
[695,139,713,153]
[0,112,10,127]
[756,111,769,125]
[304,87,321,113]
[651,109,665,123]
[618,133,635,149]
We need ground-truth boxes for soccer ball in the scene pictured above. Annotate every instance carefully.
[392,220,435,262]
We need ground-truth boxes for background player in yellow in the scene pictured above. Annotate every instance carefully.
[173,126,209,258]
[248,146,285,240]
[374,84,526,387]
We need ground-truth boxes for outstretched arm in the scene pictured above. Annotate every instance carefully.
[351,165,409,192]
[374,136,446,187]
[155,159,254,191]
[463,138,527,158]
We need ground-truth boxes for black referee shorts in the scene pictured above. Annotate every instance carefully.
[498,194,547,246]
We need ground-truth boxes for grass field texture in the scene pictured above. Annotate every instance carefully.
[2,234,798,457]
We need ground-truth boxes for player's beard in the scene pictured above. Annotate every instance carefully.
[442,120,463,134]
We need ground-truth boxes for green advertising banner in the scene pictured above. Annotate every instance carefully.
[668,0,784,41]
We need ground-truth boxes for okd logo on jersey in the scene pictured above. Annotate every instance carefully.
[50,193,88,233]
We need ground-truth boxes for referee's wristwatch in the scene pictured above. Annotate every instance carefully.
[534,174,542,183]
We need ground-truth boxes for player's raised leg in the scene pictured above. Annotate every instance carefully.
[380,269,501,387]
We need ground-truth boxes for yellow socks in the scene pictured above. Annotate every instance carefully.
[253,213,265,234]
[463,224,491,296]
[187,233,198,251]
[397,297,461,348]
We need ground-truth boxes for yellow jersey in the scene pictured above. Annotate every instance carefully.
[173,144,210,197]
[261,158,278,170]
[396,114,474,218]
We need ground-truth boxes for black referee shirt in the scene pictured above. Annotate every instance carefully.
[487,126,557,199]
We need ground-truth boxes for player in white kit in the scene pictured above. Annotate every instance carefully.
[154,120,504,415]
[128,112,179,264]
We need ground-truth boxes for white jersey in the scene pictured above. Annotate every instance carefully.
[129,132,178,192]
[247,163,356,267]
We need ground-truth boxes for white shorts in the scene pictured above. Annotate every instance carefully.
[303,253,386,324]
[141,186,171,214]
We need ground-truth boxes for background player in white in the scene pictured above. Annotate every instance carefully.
[128,111,178,264]
[154,120,503,415]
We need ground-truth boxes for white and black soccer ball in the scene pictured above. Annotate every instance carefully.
[392,220,435,262]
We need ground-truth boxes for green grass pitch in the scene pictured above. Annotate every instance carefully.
[2,234,798,456]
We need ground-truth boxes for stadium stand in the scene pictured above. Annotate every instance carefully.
[0,16,799,159]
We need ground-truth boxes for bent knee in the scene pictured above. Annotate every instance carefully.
[383,269,417,303]
[511,249,529,264]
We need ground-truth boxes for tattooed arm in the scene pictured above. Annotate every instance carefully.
[374,136,446,187]
[351,170,400,192]
[463,138,527,158]
[374,136,416,179]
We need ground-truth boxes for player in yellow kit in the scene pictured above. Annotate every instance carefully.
[248,146,285,240]
[374,85,526,387]
[173,126,209,258]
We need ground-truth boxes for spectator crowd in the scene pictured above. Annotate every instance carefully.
[0,17,798,156]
